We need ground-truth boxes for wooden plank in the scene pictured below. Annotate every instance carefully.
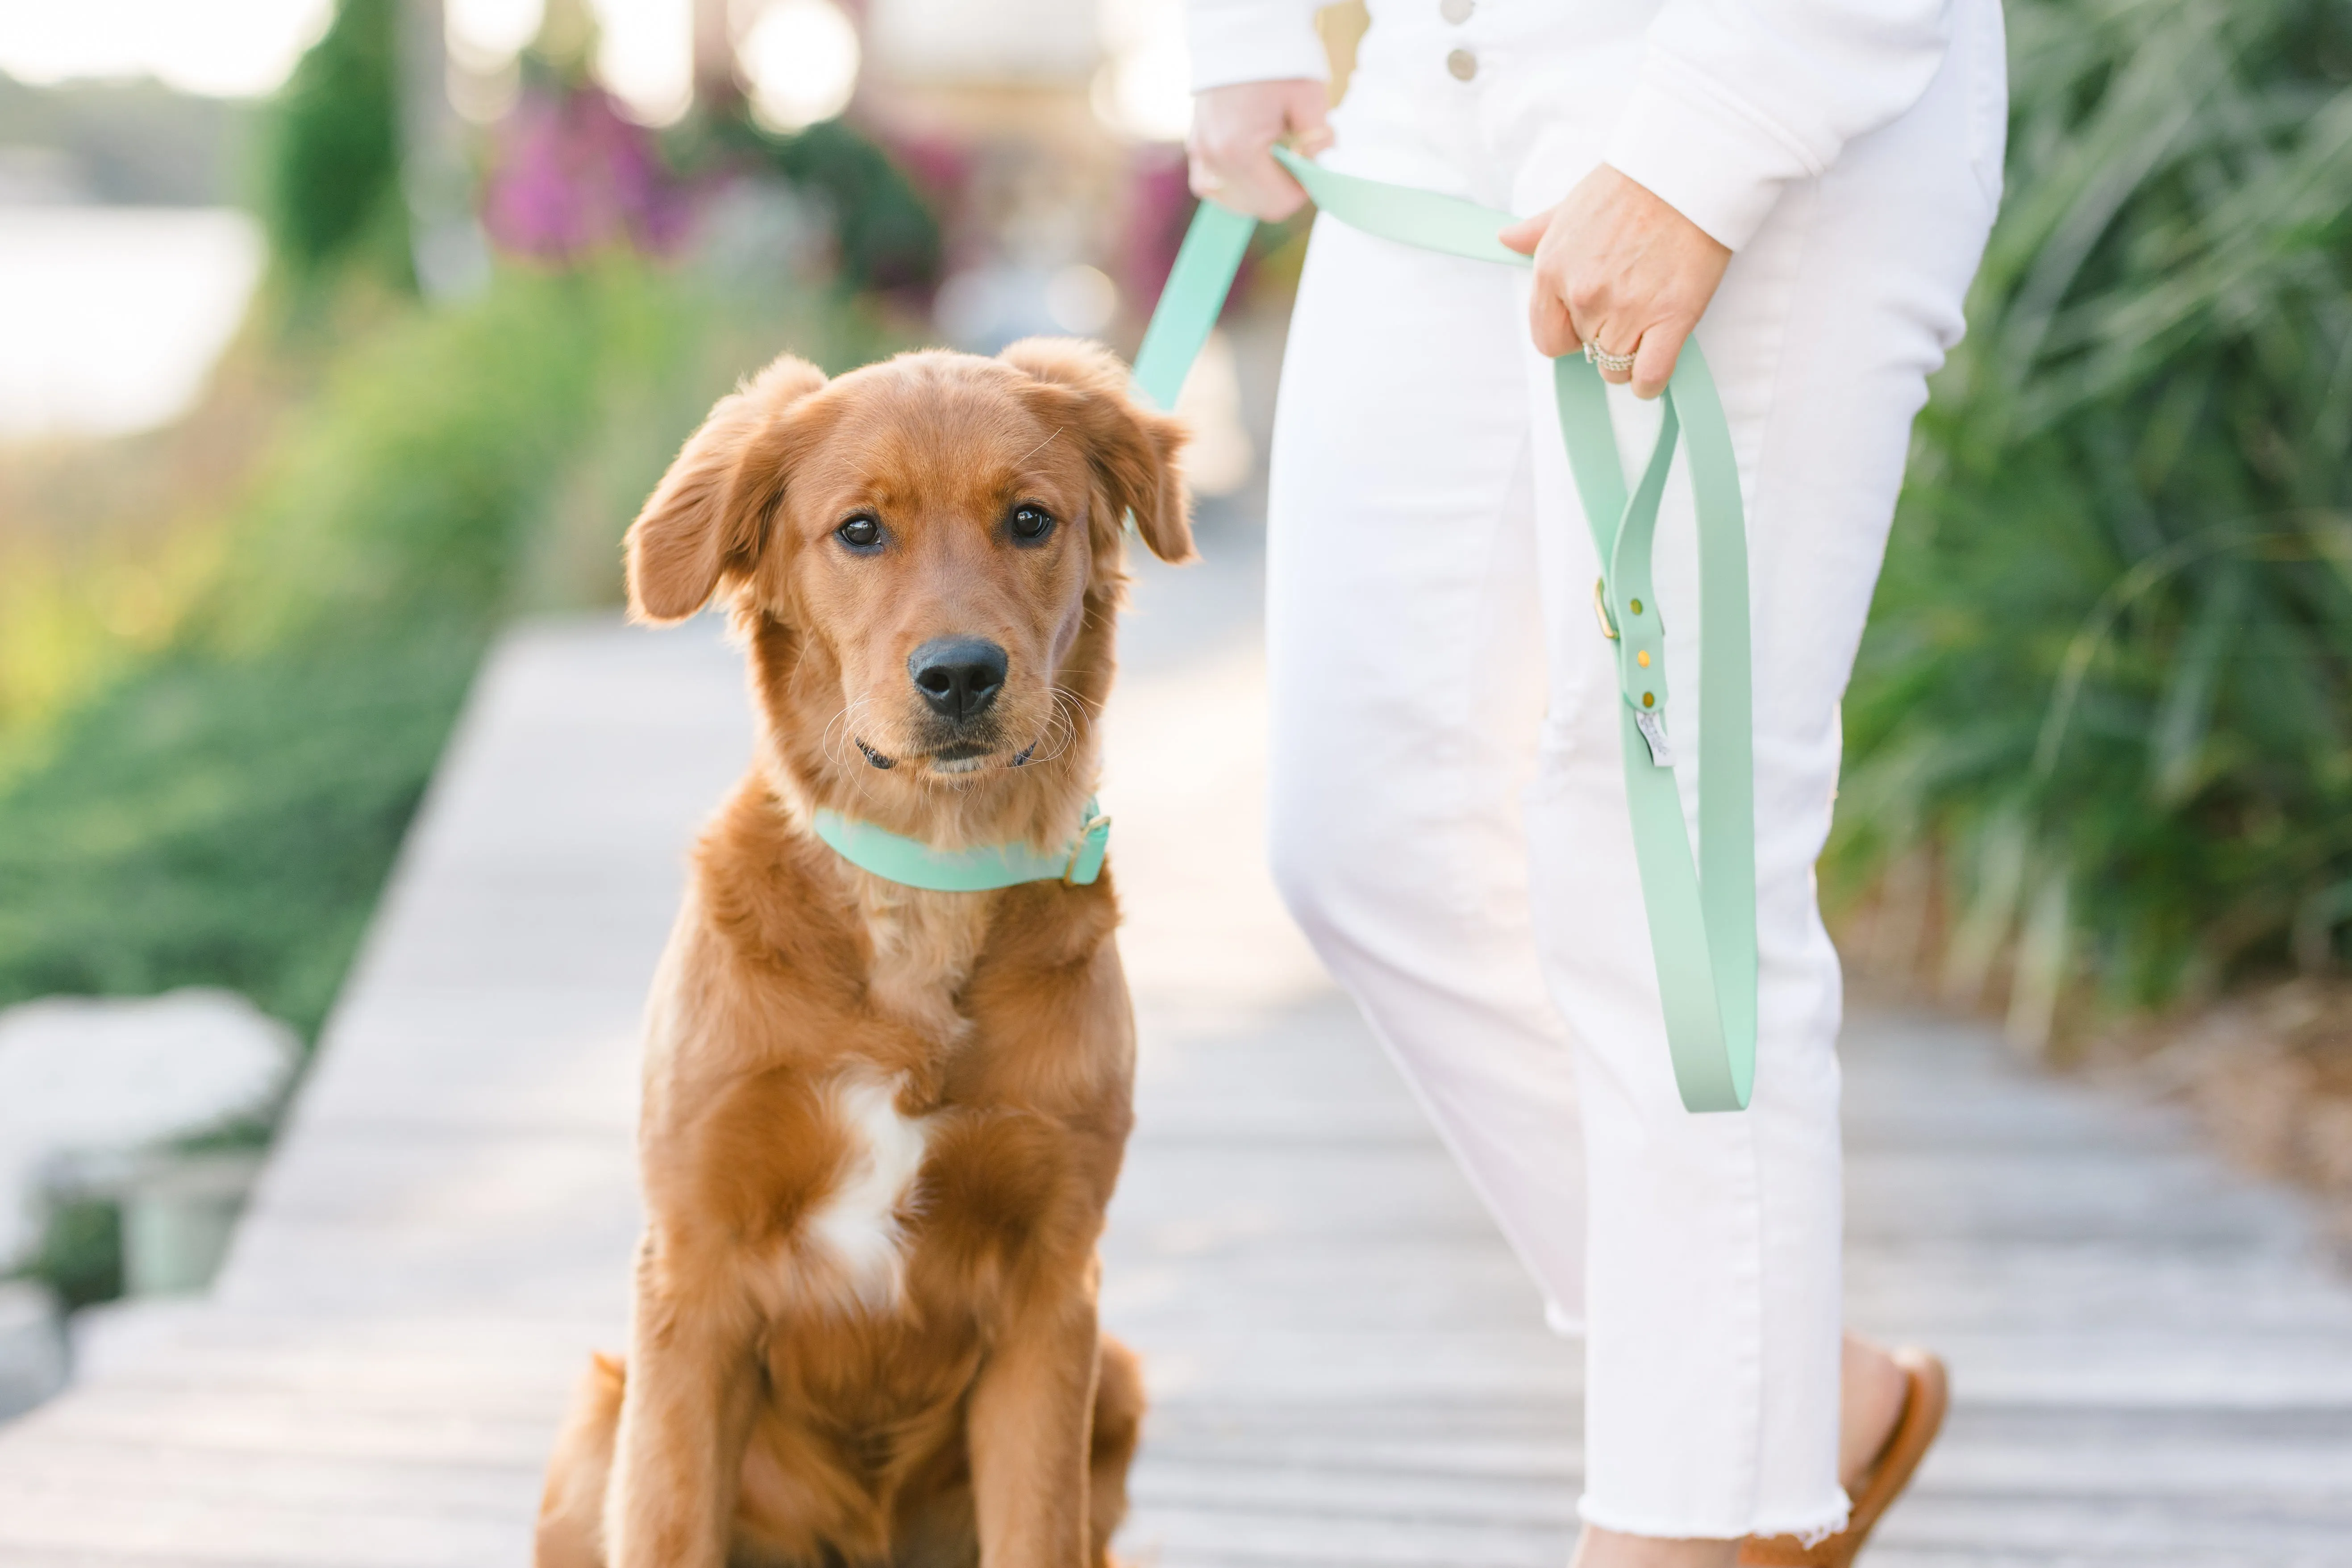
[0,1493,524,1568]
[0,1445,535,1518]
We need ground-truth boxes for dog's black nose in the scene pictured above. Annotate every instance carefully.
[908,637,1008,722]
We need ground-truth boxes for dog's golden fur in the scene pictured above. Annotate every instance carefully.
[533,339,1191,1568]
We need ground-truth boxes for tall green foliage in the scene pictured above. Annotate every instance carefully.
[1836,0,2352,1018]
[0,277,594,1036]
[262,0,410,287]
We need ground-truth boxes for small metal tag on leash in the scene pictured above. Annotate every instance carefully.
[1633,707,1675,768]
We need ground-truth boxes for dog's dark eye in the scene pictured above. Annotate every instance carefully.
[1008,504,1055,545]
[835,514,884,553]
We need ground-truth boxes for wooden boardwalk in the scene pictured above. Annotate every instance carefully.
[0,551,2348,1564]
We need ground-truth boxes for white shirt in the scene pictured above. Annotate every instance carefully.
[1186,0,1959,250]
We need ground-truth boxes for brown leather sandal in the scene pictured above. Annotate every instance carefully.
[1738,1348,1948,1567]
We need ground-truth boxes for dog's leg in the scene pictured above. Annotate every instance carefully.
[604,1238,762,1568]
[537,1355,626,1568]
[967,1280,1104,1568]
[1086,1335,1146,1567]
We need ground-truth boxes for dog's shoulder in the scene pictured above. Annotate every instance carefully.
[688,775,866,986]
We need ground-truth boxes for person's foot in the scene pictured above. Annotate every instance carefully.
[1740,1343,1950,1568]
[1567,1336,1929,1568]
[1839,1334,1912,1493]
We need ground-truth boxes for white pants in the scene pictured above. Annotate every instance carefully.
[1263,0,2005,1539]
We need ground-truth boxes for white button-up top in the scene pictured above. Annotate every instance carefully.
[1185,0,1961,251]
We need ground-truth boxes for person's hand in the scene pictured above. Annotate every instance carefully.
[1186,80,1334,222]
[1499,165,1732,399]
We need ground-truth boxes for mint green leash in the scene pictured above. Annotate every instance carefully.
[813,798,1111,892]
[1135,148,1757,1113]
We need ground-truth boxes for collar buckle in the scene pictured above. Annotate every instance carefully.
[1063,809,1112,886]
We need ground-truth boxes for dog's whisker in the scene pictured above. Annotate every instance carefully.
[819,696,866,774]
[1012,425,1065,467]
[1024,688,1085,765]
[848,703,891,806]
[1031,704,1071,766]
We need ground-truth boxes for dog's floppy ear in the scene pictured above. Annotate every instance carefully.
[998,337,1195,566]
[625,354,830,624]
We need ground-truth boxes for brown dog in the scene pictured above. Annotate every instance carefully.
[533,339,1191,1568]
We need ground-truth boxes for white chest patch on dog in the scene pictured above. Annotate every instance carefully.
[807,1074,930,1307]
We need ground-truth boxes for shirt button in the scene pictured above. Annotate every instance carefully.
[1440,0,1474,22]
[1446,47,1478,80]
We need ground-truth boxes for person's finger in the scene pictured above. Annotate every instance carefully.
[1260,89,1332,211]
[1630,318,1688,400]
[1188,147,1304,220]
[1243,162,1308,221]
[1497,208,1549,257]
[1529,280,1577,360]
[1588,327,1639,385]
[1187,115,1307,218]
[1289,95,1336,158]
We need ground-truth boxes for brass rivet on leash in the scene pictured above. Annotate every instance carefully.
[1630,598,1643,616]
[1643,691,1656,707]
[1637,650,1651,667]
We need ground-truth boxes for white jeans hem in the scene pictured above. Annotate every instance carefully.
[1576,1493,1852,1547]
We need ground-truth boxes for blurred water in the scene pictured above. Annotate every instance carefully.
[0,207,263,439]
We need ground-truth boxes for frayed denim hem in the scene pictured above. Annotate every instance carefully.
[1575,1491,1852,1548]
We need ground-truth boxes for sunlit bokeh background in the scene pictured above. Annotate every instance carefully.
[0,0,1212,440]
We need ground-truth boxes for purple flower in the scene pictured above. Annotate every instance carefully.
[482,85,694,263]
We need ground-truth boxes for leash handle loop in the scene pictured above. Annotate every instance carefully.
[1133,149,1758,1112]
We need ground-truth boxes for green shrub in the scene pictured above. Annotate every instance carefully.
[1834,0,2352,1029]
[666,109,943,297]
[22,1196,120,1312]
[0,635,480,1035]
[757,119,942,295]
[261,0,410,290]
